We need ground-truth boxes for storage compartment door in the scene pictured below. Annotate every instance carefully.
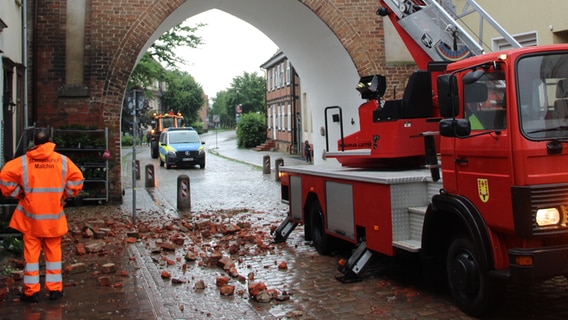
[325,181,355,240]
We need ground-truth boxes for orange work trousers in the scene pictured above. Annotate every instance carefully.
[23,235,63,295]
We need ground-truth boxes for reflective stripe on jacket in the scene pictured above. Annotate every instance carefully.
[0,142,84,237]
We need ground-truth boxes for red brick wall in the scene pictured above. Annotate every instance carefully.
[31,0,415,202]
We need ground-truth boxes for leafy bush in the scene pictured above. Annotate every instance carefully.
[237,112,266,148]
[191,121,204,134]
[121,134,133,146]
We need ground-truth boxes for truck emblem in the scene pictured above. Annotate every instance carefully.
[477,178,489,203]
[185,151,190,156]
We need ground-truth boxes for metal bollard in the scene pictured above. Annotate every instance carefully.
[145,164,155,188]
[177,175,191,211]
[135,160,140,180]
[263,155,271,174]
[275,158,284,181]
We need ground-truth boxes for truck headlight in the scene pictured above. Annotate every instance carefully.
[535,208,560,227]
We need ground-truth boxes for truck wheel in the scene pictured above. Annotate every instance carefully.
[150,142,159,159]
[446,236,505,317]
[309,202,334,255]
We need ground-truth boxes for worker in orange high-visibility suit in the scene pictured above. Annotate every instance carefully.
[0,128,84,303]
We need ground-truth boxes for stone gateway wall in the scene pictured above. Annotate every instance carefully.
[30,0,416,203]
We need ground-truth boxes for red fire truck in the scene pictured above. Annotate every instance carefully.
[273,0,568,316]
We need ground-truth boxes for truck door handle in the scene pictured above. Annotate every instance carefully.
[455,158,469,165]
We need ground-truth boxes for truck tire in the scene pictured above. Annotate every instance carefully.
[150,141,159,159]
[309,202,334,255]
[446,236,505,317]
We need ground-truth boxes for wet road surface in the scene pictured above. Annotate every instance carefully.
[1,130,568,319]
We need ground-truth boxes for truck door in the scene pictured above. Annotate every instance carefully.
[453,70,515,229]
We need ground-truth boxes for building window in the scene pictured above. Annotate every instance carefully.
[286,60,291,86]
[271,68,275,91]
[279,62,284,88]
[287,104,291,131]
[267,106,272,129]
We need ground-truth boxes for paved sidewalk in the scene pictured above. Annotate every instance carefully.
[203,130,309,169]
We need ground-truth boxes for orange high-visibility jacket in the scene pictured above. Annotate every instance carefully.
[0,142,84,237]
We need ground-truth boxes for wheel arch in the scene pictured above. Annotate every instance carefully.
[422,193,494,271]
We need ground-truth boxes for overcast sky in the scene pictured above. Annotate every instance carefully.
[178,9,279,100]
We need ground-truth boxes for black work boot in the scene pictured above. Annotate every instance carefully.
[49,290,63,301]
[21,292,40,303]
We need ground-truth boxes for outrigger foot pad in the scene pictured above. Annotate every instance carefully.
[272,216,298,243]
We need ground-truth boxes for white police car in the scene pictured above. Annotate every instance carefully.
[158,128,205,169]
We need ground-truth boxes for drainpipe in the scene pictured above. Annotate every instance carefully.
[22,0,28,127]
[32,0,38,125]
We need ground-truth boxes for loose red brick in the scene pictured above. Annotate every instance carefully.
[216,276,229,287]
[219,285,235,296]
[97,276,111,286]
[101,263,117,274]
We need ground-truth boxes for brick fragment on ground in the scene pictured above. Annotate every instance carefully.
[83,227,94,238]
[75,243,87,255]
[84,241,105,253]
[161,270,171,279]
[97,275,111,286]
[248,281,267,297]
[216,276,229,287]
[217,256,232,270]
[256,290,272,303]
[158,242,177,251]
[66,262,88,275]
[10,270,24,281]
[220,285,235,295]
[0,287,8,302]
[184,251,197,261]
[278,261,288,270]
[101,263,117,274]
[194,279,206,290]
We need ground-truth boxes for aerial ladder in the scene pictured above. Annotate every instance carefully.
[378,0,521,69]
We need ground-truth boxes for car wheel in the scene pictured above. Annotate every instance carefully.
[159,158,164,167]
[199,161,205,169]
[166,162,172,169]
[309,201,335,255]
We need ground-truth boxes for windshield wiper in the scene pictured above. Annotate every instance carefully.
[527,126,568,134]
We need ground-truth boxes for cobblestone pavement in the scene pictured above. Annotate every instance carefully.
[1,130,568,319]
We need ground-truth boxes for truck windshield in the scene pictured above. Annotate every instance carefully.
[162,118,175,129]
[517,52,568,140]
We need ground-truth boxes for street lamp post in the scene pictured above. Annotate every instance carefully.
[131,87,144,224]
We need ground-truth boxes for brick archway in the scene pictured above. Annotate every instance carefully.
[33,0,413,202]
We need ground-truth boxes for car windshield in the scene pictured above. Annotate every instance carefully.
[169,131,200,144]
[517,52,568,140]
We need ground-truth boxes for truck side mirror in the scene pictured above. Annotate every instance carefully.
[437,75,459,118]
[439,118,471,137]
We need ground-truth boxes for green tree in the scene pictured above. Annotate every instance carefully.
[210,90,234,128]
[237,112,266,148]
[225,72,266,117]
[162,70,204,123]
[123,23,204,134]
